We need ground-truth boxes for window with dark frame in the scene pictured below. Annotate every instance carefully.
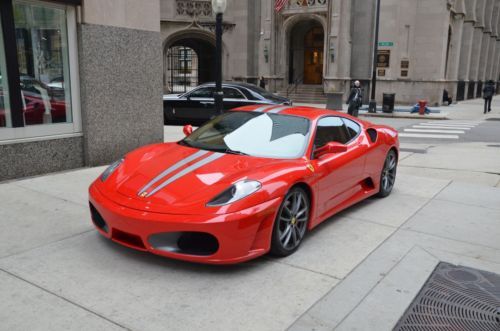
[0,0,80,132]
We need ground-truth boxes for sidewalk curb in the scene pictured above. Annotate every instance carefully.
[359,112,449,120]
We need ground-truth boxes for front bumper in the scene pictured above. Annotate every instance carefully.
[89,184,281,264]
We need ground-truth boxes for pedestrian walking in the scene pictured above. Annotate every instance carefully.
[259,76,266,90]
[347,80,363,117]
[483,80,495,114]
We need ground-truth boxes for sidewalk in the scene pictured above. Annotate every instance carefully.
[296,95,500,121]
[1,98,500,330]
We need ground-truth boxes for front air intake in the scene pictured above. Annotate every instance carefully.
[149,232,219,256]
[89,202,109,233]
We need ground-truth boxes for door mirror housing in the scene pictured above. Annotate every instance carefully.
[183,125,193,137]
[314,142,348,158]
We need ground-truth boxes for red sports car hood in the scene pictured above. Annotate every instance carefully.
[101,143,300,214]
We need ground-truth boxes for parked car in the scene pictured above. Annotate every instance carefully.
[89,105,399,264]
[163,82,291,125]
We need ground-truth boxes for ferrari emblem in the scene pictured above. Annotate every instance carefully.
[139,191,148,198]
[307,164,315,173]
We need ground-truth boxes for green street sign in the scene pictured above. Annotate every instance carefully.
[378,42,394,47]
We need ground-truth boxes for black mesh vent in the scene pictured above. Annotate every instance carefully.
[366,128,378,143]
[394,262,500,331]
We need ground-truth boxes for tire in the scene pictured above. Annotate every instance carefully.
[270,187,310,257]
[377,150,397,198]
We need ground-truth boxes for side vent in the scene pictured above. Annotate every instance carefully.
[366,128,378,143]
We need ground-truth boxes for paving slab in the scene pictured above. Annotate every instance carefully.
[393,174,450,199]
[13,166,106,207]
[335,246,439,331]
[341,192,430,228]
[0,232,337,331]
[400,142,500,174]
[0,270,125,331]
[398,165,500,187]
[0,184,91,258]
[164,125,185,142]
[278,217,395,279]
[403,199,500,250]
[434,181,500,210]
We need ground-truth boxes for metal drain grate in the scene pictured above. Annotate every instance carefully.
[394,262,500,330]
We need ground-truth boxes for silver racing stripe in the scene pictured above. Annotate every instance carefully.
[252,105,279,113]
[138,150,209,196]
[146,153,225,197]
[267,106,291,114]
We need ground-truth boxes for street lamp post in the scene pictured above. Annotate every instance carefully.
[212,0,227,115]
[369,0,381,113]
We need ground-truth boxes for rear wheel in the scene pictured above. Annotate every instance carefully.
[270,187,310,257]
[377,150,397,198]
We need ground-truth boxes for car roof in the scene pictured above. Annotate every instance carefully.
[198,82,258,89]
[231,104,362,122]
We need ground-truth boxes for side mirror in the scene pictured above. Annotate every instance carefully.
[314,142,348,158]
[183,125,193,137]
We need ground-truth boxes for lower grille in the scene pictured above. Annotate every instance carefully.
[394,262,500,330]
[112,228,146,250]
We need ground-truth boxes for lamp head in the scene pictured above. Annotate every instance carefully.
[212,0,227,14]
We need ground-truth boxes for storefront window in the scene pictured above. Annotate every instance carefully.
[0,16,11,128]
[13,1,72,126]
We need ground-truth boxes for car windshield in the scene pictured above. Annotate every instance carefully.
[181,112,311,159]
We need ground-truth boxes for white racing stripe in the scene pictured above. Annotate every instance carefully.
[404,129,465,134]
[399,133,459,139]
[146,153,225,197]
[138,150,209,196]
[412,125,471,130]
[267,106,291,114]
[252,105,279,113]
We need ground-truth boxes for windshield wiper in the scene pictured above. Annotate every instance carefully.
[223,149,249,156]
[178,140,194,147]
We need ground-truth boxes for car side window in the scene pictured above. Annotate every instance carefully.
[223,87,246,99]
[189,87,214,98]
[342,118,361,141]
[314,117,351,148]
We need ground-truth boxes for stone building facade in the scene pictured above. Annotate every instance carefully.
[161,0,500,105]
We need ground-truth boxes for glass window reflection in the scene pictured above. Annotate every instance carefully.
[14,1,72,125]
[0,15,11,128]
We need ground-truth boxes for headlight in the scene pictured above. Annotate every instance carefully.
[207,180,261,207]
[100,158,124,182]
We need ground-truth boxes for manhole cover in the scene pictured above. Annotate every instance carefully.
[486,118,500,121]
[394,262,500,330]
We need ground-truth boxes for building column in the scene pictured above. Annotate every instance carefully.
[447,13,465,82]
[486,0,500,80]
[458,0,477,100]
[469,0,487,97]
[479,0,495,82]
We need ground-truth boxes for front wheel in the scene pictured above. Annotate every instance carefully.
[270,187,310,257]
[377,150,397,198]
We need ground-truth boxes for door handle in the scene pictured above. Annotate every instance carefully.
[201,101,214,105]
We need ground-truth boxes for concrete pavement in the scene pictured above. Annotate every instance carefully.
[1,97,500,330]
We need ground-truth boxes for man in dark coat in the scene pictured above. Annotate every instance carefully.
[347,80,362,117]
[483,80,495,114]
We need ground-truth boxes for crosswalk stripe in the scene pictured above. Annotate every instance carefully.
[412,125,471,130]
[422,122,480,126]
[399,133,459,139]
[419,122,476,126]
[404,129,465,134]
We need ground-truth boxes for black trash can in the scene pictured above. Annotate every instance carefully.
[382,93,395,113]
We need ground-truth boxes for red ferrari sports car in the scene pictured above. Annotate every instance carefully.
[89,105,399,264]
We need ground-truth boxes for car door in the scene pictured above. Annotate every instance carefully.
[175,87,216,124]
[222,87,249,111]
[310,116,367,221]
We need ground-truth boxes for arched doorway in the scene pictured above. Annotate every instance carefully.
[288,20,324,85]
[164,37,215,93]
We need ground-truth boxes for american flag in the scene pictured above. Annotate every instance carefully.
[275,0,288,12]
